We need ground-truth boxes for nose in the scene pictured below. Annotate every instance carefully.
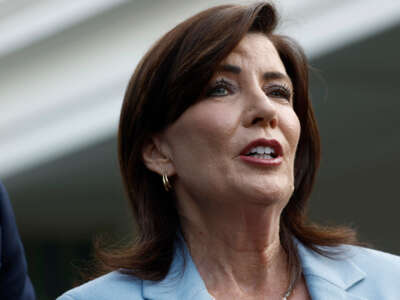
[242,88,278,129]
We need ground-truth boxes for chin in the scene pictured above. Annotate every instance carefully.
[236,184,291,207]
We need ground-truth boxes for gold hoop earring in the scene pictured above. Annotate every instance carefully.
[162,173,172,192]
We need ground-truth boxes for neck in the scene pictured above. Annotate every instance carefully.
[180,201,291,298]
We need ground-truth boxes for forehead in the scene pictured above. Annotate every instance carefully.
[221,33,287,75]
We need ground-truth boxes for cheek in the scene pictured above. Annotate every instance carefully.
[166,102,237,167]
[191,103,238,137]
[175,102,236,143]
[285,111,301,153]
[291,118,301,149]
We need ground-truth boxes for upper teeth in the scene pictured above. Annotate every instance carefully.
[247,146,275,155]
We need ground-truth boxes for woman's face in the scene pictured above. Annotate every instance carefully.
[162,33,301,209]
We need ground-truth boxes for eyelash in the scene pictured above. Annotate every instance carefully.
[206,79,233,97]
[206,79,292,101]
[265,84,292,101]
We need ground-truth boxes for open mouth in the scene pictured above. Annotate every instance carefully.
[239,138,283,165]
[244,146,278,160]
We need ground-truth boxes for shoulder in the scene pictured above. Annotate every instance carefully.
[57,271,144,300]
[0,181,10,213]
[345,245,400,296]
[346,245,400,276]
[298,241,400,298]
[300,241,400,272]
[0,181,16,227]
[319,243,400,279]
[0,182,36,300]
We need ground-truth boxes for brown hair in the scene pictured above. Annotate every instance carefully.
[95,1,358,282]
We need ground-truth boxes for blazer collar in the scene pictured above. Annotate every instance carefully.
[143,238,368,300]
[142,240,213,300]
[296,241,367,300]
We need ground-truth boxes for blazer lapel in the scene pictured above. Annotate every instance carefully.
[306,276,366,300]
[297,241,367,300]
[142,241,213,300]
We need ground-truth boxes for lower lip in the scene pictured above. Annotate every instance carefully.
[239,155,283,166]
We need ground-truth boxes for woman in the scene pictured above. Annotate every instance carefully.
[58,2,400,299]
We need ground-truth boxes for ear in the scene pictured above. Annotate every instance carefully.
[142,136,175,176]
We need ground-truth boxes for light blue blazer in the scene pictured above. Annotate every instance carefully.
[58,239,400,300]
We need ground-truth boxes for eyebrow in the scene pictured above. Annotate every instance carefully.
[218,64,241,74]
[217,64,291,83]
[263,71,290,82]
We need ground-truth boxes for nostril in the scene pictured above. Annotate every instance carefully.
[252,117,263,125]
[270,118,278,128]
[250,116,278,127]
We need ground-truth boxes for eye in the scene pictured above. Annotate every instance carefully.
[210,86,229,96]
[265,84,292,101]
[206,79,233,97]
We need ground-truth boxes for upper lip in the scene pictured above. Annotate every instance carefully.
[240,138,283,157]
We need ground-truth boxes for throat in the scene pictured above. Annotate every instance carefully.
[186,232,289,298]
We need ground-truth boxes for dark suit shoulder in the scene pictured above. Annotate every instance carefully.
[0,182,35,300]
